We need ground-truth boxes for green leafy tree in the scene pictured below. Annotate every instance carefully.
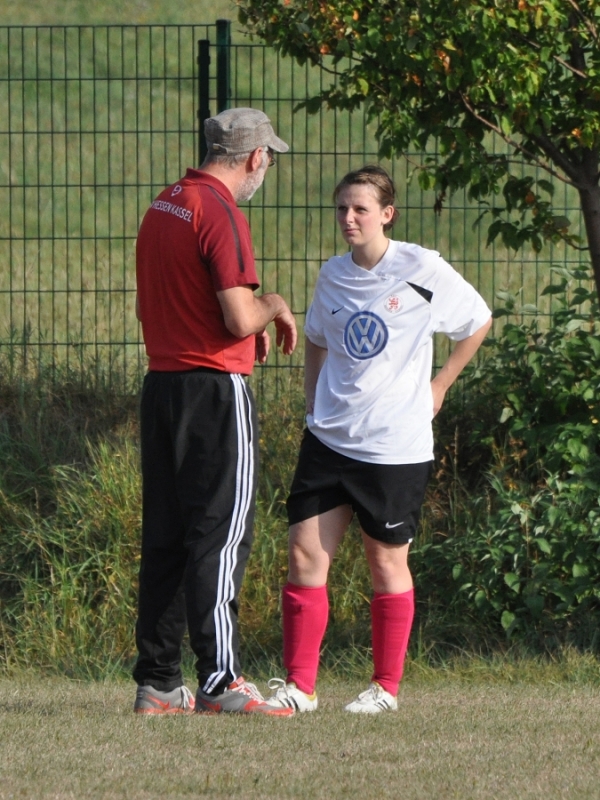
[237,0,600,297]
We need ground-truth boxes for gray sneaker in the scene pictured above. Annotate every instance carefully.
[134,684,195,714]
[195,677,294,716]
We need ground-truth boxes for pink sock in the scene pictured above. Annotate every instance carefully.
[370,589,415,696]
[282,582,329,694]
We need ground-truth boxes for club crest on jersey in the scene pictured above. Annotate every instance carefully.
[384,295,402,313]
[344,311,388,360]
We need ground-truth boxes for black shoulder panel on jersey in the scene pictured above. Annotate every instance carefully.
[206,185,245,273]
[407,282,433,303]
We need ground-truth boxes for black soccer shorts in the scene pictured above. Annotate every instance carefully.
[286,429,432,545]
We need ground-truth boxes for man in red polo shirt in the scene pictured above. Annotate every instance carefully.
[133,108,297,716]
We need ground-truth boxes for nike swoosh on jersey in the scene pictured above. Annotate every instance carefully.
[331,307,344,314]
[385,521,405,529]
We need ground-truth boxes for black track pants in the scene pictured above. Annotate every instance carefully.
[132,368,258,694]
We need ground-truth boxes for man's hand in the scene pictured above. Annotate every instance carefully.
[273,306,297,356]
[255,330,270,363]
[217,286,297,355]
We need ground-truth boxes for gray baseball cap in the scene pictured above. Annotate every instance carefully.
[204,108,289,156]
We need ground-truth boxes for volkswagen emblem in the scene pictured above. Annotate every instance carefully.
[344,311,388,360]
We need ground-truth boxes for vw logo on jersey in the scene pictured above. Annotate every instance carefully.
[344,311,389,360]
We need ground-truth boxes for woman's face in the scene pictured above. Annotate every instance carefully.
[335,184,394,250]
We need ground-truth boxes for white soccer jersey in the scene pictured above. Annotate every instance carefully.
[304,239,492,464]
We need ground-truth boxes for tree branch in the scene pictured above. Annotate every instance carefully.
[518,35,588,78]
[528,131,590,188]
[561,239,589,251]
[551,52,587,78]
[565,0,599,43]
[459,94,580,187]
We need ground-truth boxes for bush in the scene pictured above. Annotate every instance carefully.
[417,267,600,651]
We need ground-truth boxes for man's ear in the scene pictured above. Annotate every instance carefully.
[248,147,265,172]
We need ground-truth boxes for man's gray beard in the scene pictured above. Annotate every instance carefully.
[235,153,268,201]
[235,174,262,201]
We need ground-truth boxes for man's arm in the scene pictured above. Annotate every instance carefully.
[430,317,492,417]
[304,337,328,414]
[217,285,297,355]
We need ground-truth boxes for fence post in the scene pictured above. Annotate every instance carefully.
[216,19,231,113]
[197,39,210,165]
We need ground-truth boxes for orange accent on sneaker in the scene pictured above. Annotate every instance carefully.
[149,696,171,710]
[243,700,294,717]
[229,679,294,715]
[195,677,294,716]
[134,690,196,714]
[229,677,258,697]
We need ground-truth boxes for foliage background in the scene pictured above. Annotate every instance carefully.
[238,0,600,295]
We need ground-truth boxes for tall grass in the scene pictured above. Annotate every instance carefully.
[2,286,600,682]
[0,364,378,679]
[0,362,140,677]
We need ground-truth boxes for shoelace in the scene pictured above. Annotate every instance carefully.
[357,683,394,709]
[236,679,265,702]
[267,677,288,701]
[179,686,195,709]
[359,684,384,702]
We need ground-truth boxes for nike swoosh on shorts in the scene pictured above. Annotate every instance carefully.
[385,521,405,529]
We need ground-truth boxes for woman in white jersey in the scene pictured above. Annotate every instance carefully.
[268,166,492,714]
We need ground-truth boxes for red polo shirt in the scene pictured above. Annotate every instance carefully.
[136,169,260,374]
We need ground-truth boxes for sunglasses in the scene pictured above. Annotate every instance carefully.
[266,147,276,167]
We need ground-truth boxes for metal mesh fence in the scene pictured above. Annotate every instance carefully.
[0,23,588,394]
[0,24,212,390]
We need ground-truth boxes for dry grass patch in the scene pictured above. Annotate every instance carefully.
[0,676,599,800]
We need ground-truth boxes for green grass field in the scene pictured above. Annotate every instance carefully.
[0,0,237,25]
[1,674,599,800]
